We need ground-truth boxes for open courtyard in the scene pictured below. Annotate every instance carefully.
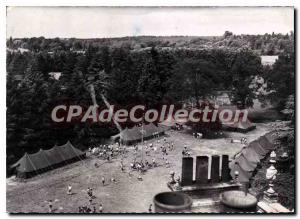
[7,123,274,213]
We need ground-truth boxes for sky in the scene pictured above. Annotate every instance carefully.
[6,6,294,38]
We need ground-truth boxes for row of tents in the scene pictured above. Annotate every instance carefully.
[111,123,166,145]
[10,141,86,178]
[229,131,277,182]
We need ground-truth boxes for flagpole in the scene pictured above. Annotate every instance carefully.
[141,113,145,164]
[141,121,144,163]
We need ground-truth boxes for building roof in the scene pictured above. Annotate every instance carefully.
[261,55,278,66]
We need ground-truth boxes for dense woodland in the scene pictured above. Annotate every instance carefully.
[6,32,295,165]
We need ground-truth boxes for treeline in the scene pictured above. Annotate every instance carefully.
[6,37,294,165]
[6,31,294,55]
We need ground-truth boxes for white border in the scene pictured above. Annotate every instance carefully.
[1,1,297,219]
[2,0,297,7]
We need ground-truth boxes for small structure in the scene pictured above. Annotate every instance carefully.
[211,90,232,105]
[221,190,257,210]
[48,72,62,80]
[260,55,278,66]
[175,155,234,187]
[167,154,243,213]
[13,74,24,81]
[153,192,193,213]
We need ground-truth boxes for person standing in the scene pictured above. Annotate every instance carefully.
[67,185,72,195]
[48,200,53,213]
[102,176,105,186]
[148,204,153,213]
[99,204,103,213]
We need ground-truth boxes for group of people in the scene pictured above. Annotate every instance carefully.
[182,145,191,156]
[89,143,128,161]
[173,124,183,131]
[193,132,203,139]
[125,137,175,181]
[230,137,248,145]
[48,135,177,213]
[78,204,103,213]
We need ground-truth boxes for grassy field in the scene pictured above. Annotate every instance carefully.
[6,123,273,213]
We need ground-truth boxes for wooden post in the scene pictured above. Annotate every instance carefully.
[181,157,194,186]
[196,156,209,184]
[211,155,220,183]
[221,155,231,182]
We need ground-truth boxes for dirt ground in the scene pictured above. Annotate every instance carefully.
[6,123,274,213]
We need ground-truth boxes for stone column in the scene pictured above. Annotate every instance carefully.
[196,156,208,184]
[181,157,193,186]
[211,155,220,183]
[221,155,231,182]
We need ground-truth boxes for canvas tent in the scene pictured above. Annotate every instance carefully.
[234,154,257,172]
[249,140,267,159]
[11,141,85,178]
[229,162,252,183]
[219,105,256,133]
[258,136,275,151]
[241,147,261,164]
[112,123,165,145]
[229,131,276,182]
[222,119,256,133]
[158,116,186,130]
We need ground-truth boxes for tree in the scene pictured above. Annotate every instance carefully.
[230,49,262,108]
[168,57,219,105]
[266,47,294,109]
[109,46,137,104]
[224,31,233,39]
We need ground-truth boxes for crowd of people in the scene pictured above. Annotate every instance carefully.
[89,143,128,162]
[128,137,175,180]
[44,135,178,213]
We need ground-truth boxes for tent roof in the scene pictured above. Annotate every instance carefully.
[119,123,164,142]
[218,105,256,131]
[248,140,267,158]
[258,135,275,151]
[229,162,252,183]
[159,117,181,127]
[11,141,85,173]
[234,154,257,172]
[159,120,175,127]
[121,126,141,142]
[242,147,261,164]
[223,119,256,130]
